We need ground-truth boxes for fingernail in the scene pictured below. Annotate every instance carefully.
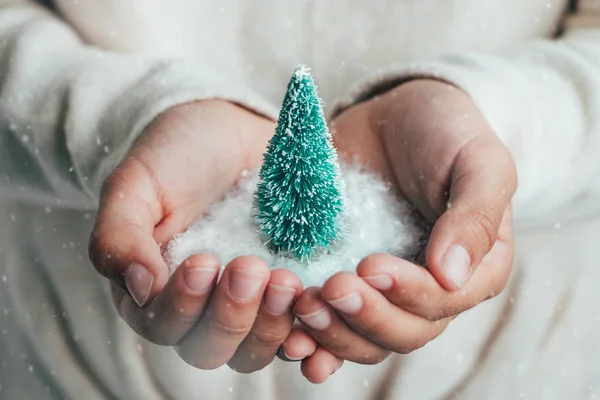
[442,245,471,289]
[229,270,266,302]
[327,292,363,315]
[265,284,296,316]
[281,336,314,361]
[183,267,217,295]
[280,347,304,362]
[124,263,154,307]
[297,307,331,330]
[363,274,393,290]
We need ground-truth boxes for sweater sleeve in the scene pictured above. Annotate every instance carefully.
[0,0,278,209]
[331,1,600,228]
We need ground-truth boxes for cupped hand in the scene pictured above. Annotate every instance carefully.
[287,79,517,373]
[88,100,307,372]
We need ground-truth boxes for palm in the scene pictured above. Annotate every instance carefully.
[122,101,275,245]
[91,101,310,375]
[330,80,515,286]
[283,81,517,377]
[331,88,468,224]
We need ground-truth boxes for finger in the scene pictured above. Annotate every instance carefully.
[89,157,169,306]
[294,287,389,364]
[112,254,220,345]
[227,269,303,373]
[426,136,516,291]
[357,211,513,321]
[175,256,270,370]
[279,324,318,362]
[321,272,451,353]
[301,347,344,384]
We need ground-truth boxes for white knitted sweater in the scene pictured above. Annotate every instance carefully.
[1,1,600,398]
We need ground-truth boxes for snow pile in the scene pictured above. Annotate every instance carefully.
[165,164,428,287]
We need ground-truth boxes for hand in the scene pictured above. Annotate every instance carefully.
[88,100,305,373]
[288,80,517,370]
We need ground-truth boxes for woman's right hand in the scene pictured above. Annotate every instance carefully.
[88,100,312,372]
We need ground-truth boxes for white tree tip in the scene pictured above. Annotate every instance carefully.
[294,65,312,78]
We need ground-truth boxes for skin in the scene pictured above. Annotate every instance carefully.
[89,100,310,373]
[284,80,517,382]
[89,79,517,383]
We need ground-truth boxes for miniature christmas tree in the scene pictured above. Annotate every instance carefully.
[254,65,344,261]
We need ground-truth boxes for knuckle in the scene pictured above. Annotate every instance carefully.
[208,316,253,340]
[467,205,500,250]
[248,328,288,349]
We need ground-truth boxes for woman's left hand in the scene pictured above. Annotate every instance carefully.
[284,79,517,382]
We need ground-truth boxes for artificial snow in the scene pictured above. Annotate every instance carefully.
[165,164,428,287]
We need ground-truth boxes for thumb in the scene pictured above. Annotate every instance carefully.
[425,135,517,291]
[88,157,170,306]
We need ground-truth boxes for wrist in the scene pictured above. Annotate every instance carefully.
[371,79,473,130]
[379,78,462,106]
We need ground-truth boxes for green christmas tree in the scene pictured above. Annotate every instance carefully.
[254,65,344,261]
